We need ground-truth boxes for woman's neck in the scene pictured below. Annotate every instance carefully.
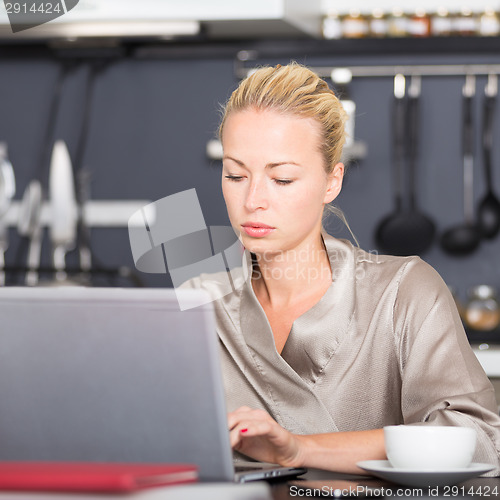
[251,235,332,309]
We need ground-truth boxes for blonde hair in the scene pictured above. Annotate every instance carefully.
[219,62,347,174]
[219,62,358,245]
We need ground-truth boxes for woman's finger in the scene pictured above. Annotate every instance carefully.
[234,406,253,413]
[227,407,271,430]
[229,419,274,447]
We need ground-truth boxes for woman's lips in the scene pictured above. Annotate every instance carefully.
[241,223,275,238]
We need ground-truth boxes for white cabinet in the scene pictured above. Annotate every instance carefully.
[0,0,323,40]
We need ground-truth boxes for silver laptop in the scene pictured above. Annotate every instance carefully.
[0,287,305,483]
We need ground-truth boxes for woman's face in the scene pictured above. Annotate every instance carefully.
[221,107,344,258]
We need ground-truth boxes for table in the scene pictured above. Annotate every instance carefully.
[271,469,500,499]
[0,470,496,499]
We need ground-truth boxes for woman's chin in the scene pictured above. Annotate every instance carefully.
[241,239,283,259]
[239,234,266,249]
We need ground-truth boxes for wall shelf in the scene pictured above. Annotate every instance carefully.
[2,35,500,61]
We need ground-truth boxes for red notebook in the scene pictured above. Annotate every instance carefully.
[0,462,198,492]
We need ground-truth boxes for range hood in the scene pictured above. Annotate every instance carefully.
[0,0,322,41]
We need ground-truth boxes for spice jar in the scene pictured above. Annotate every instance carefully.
[453,7,479,36]
[342,9,369,39]
[464,285,500,331]
[407,9,431,37]
[323,11,342,40]
[387,7,408,37]
[369,9,388,38]
[431,7,453,36]
[479,7,500,36]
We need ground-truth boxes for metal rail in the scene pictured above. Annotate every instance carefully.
[311,64,500,79]
[235,53,500,80]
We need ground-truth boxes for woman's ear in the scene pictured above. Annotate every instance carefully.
[324,162,344,204]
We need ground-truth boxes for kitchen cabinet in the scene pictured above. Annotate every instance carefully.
[0,0,323,40]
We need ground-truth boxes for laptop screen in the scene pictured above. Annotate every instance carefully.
[0,287,234,482]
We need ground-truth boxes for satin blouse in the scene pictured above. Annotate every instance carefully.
[182,232,500,474]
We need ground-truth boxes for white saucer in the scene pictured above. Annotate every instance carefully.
[357,460,495,487]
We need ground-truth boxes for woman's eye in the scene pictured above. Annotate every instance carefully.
[225,175,244,182]
[274,179,293,186]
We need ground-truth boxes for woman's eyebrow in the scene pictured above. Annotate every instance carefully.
[222,156,301,169]
[222,155,245,167]
[266,161,302,169]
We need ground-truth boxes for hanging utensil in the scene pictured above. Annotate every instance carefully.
[375,74,408,254]
[13,63,71,280]
[73,62,103,283]
[440,74,482,255]
[405,76,436,252]
[17,180,43,286]
[477,74,500,239]
[49,140,78,282]
[375,74,435,255]
[0,143,16,285]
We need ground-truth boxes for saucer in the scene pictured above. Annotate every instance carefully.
[356,460,495,487]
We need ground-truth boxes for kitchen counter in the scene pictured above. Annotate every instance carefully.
[472,344,500,378]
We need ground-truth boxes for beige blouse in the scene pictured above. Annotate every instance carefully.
[182,232,500,474]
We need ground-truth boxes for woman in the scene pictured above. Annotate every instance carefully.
[185,63,500,474]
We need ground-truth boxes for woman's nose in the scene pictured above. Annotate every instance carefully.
[244,179,268,211]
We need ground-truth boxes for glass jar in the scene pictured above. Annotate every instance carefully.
[387,7,408,37]
[407,9,431,37]
[479,7,500,36]
[322,11,342,40]
[369,9,388,38]
[342,9,369,39]
[464,285,500,331]
[453,7,479,36]
[431,7,453,36]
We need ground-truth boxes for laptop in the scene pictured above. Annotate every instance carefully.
[0,287,306,483]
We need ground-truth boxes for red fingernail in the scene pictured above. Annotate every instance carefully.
[240,428,248,434]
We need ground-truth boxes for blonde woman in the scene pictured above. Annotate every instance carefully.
[187,63,500,474]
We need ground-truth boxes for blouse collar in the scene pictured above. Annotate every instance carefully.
[239,232,357,385]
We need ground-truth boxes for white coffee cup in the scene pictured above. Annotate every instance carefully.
[384,425,477,470]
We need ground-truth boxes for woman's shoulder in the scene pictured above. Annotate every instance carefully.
[356,244,436,276]
[325,235,427,276]
[352,246,451,314]
[327,235,448,300]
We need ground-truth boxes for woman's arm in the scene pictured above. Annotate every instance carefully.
[228,406,386,474]
[394,259,500,475]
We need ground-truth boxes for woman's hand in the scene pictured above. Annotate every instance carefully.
[228,407,386,474]
[228,406,306,467]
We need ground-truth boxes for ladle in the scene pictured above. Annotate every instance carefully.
[375,74,408,254]
[440,75,482,255]
[375,75,435,255]
[477,74,500,239]
[401,75,435,254]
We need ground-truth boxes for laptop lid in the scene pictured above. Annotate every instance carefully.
[0,287,235,482]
